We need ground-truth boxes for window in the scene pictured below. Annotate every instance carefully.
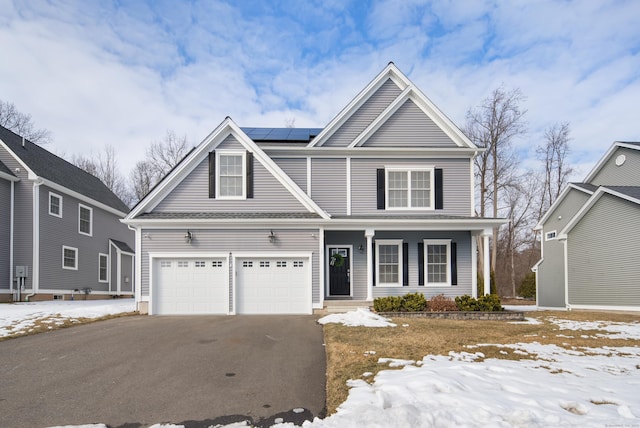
[545,231,557,241]
[212,260,223,267]
[160,261,172,268]
[62,246,78,270]
[195,261,206,267]
[217,152,245,198]
[424,240,451,286]
[98,253,109,282]
[243,261,253,268]
[260,261,270,268]
[177,261,189,268]
[78,204,92,236]
[277,261,287,268]
[49,192,62,217]
[386,168,433,209]
[293,261,304,268]
[376,240,403,286]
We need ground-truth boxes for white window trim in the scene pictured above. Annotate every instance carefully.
[385,167,435,210]
[49,192,63,218]
[424,239,451,287]
[62,246,78,271]
[78,204,93,236]
[375,239,403,287]
[545,230,557,241]
[98,253,109,283]
[216,150,246,200]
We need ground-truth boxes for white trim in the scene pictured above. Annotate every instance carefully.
[133,227,142,305]
[562,238,569,310]
[471,234,477,298]
[483,234,490,296]
[365,229,375,300]
[470,159,476,216]
[48,191,63,218]
[544,230,557,241]
[78,204,93,236]
[385,167,435,210]
[318,226,325,306]
[375,239,403,287]
[0,139,37,180]
[565,304,640,312]
[346,157,351,216]
[62,246,78,270]
[9,181,14,294]
[326,245,353,297]
[583,142,640,183]
[534,183,594,230]
[215,150,246,199]
[423,239,452,287]
[98,253,109,283]
[42,178,127,217]
[307,157,312,196]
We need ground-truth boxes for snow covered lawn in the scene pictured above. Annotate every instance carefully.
[0,299,136,339]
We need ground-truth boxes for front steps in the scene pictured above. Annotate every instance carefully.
[318,300,373,314]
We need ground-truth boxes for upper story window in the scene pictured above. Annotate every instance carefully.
[545,230,557,241]
[378,167,442,211]
[209,150,254,199]
[78,204,93,236]
[49,192,62,218]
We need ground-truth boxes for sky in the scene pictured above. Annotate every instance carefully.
[1,0,639,180]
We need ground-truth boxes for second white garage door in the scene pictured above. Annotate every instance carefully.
[154,258,229,315]
[236,257,311,314]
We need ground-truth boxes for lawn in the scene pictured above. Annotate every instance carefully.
[322,310,640,414]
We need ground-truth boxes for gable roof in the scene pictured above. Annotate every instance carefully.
[534,182,596,229]
[0,125,129,214]
[559,185,640,237]
[308,62,476,149]
[126,118,330,220]
[583,141,640,183]
[0,159,18,181]
[110,239,134,254]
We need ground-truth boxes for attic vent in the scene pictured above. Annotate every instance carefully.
[615,154,626,166]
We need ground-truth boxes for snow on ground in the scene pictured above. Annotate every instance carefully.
[547,316,640,340]
[0,299,135,338]
[317,307,397,327]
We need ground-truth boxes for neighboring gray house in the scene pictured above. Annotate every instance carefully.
[124,63,506,315]
[0,125,135,301]
[534,141,640,311]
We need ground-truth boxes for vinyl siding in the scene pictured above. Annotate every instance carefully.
[567,194,640,307]
[38,185,133,293]
[273,157,307,193]
[0,179,11,290]
[154,154,308,213]
[323,79,402,147]
[364,99,458,147]
[537,188,591,307]
[590,147,640,186]
[350,158,471,216]
[140,228,320,305]
[121,253,134,293]
[311,158,347,215]
[371,231,472,299]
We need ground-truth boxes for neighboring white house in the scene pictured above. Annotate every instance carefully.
[534,141,640,311]
[124,63,506,315]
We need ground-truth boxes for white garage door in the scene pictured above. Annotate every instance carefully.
[154,258,229,315]
[236,257,311,314]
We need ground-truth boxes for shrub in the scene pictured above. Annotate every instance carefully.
[455,294,503,312]
[401,292,427,312]
[427,294,458,312]
[518,272,536,299]
[373,296,403,312]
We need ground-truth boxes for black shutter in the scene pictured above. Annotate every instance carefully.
[403,242,409,286]
[376,169,385,210]
[435,168,443,210]
[246,151,254,198]
[418,242,424,286]
[372,243,376,286]
[208,151,216,199]
[451,242,457,286]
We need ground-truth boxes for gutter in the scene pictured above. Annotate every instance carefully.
[26,178,44,301]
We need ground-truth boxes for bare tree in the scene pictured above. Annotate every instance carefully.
[0,99,52,144]
[464,87,527,276]
[73,145,132,207]
[130,160,156,202]
[285,117,296,128]
[536,122,573,218]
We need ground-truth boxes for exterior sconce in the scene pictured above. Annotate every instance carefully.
[185,230,193,244]
[269,230,277,244]
[358,244,364,253]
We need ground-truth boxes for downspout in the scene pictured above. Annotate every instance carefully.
[128,224,142,310]
[9,180,14,299]
[26,179,43,301]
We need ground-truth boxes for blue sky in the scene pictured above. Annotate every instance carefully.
[1,0,639,178]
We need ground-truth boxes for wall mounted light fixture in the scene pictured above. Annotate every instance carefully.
[269,230,276,244]
[185,230,193,244]
[358,244,364,253]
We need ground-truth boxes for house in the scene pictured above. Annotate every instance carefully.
[123,63,506,315]
[534,141,640,311]
[0,125,135,302]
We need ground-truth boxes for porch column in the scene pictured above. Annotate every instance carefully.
[483,233,490,295]
[365,228,375,301]
[471,234,477,299]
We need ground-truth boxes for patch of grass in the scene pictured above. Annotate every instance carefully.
[322,311,640,414]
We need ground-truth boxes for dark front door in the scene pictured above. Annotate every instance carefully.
[329,247,350,296]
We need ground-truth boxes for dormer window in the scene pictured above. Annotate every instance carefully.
[49,192,62,218]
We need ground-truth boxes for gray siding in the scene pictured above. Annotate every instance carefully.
[364,99,458,147]
[350,158,471,216]
[311,158,347,215]
[0,179,11,290]
[154,155,308,213]
[567,194,640,307]
[590,147,640,186]
[121,254,134,293]
[38,185,133,293]
[324,79,402,147]
[273,157,307,193]
[537,188,591,307]
[140,228,320,304]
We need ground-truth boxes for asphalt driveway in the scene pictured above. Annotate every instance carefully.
[0,315,326,428]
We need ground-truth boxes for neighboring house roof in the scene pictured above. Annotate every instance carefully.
[0,159,19,181]
[583,141,640,183]
[109,239,135,254]
[570,182,598,193]
[0,125,129,214]
[605,186,640,200]
[534,182,596,230]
